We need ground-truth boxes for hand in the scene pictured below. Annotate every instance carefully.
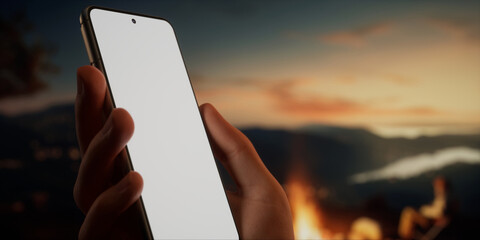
[74,65,294,239]
[74,66,145,239]
[200,103,294,239]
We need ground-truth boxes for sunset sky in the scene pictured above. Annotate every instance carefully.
[1,0,479,137]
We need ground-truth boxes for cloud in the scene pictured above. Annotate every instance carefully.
[336,74,417,86]
[350,147,480,184]
[0,91,74,116]
[254,78,440,119]
[426,17,480,41]
[368,124,480,139]
[320,22,393,47]
[383,74,417,85]
[195,77,442,122]
[335,73,417,86]
[262,79,364,117]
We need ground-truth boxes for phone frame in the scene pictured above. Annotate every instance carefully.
[79,6,238,239]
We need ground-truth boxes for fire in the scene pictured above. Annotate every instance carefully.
[288,179,324,240]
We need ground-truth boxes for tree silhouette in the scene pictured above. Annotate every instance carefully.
[0,10,58,99]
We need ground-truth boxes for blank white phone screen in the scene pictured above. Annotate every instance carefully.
[89,9,238,239]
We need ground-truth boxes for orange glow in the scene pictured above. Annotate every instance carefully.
[191,16,480,136]
[288,179,324,239]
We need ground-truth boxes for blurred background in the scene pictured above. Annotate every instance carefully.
[1,0,479,239]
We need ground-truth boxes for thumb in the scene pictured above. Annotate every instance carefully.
[200,103,276,195]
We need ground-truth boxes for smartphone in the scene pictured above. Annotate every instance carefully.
[80,6,238,239]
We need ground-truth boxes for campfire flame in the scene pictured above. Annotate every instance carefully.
[287,179,324,240]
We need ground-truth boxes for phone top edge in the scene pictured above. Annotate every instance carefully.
[82,5,175,27]
[80,5,101,24]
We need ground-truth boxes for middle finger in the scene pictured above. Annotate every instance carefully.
[74,108,135,213]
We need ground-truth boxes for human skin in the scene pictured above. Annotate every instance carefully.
[73,66,294,239]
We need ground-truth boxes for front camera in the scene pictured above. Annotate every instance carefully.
[132,18,136,24]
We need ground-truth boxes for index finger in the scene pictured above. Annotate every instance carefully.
[75,65,108,154]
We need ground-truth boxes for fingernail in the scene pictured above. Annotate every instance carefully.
[77,75,84,95]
